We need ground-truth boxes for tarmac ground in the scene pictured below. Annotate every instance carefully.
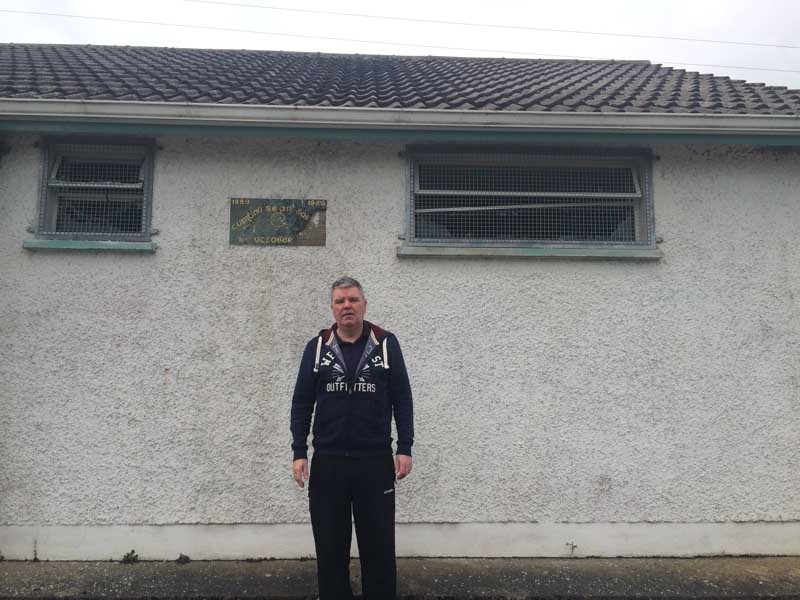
[1,557,799,599]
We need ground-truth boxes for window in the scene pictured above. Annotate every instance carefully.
[37,139,154,241]
[407,148,654,250]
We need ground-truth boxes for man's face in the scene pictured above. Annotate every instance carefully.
[331,286,367,331]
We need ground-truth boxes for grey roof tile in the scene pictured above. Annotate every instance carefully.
[1,43,799,115]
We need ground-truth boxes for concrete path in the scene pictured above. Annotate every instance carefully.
[1,557,799,599]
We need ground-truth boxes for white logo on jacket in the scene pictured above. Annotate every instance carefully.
[323,359,378,394]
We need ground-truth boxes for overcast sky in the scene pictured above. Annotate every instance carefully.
[2,0,799,90]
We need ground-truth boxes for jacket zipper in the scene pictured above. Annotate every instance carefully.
[329,332,379,456]
[345,345,373,457]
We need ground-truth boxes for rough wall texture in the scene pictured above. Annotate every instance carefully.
[1,135,798,526]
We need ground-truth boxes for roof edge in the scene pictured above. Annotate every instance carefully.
[2,98,800,136]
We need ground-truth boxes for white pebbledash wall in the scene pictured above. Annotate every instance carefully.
[1,134,799,560]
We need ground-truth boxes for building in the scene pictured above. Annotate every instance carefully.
[1,44,799,560]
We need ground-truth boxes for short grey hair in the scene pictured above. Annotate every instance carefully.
[331,276,365,301]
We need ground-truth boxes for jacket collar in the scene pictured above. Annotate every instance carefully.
[320,320,386,345]
[320,321,386,376]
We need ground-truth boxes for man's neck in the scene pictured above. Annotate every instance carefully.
[337,323,365,343]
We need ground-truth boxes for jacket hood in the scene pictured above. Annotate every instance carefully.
[318,320,388,344]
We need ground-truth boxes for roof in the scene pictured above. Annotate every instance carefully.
[1,43,800,116]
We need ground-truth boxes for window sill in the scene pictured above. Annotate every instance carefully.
[23,239,157,253]
[397,245,663,260]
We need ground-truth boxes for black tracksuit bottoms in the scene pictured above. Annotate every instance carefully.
[309,453,396,600]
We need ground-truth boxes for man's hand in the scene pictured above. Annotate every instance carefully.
[395,454,412,480]
[292,458,309,488]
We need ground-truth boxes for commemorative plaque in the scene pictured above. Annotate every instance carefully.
[229,198,326,246]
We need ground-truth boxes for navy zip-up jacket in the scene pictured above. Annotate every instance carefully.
[290,321,414,460]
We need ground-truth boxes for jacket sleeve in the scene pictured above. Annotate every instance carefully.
[290,339,317,460]
[388,335,414,457]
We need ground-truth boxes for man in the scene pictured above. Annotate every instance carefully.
[290,276,414,600]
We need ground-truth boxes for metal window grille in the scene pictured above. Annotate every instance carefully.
[37,140,154,241]
[409,150,653,247]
